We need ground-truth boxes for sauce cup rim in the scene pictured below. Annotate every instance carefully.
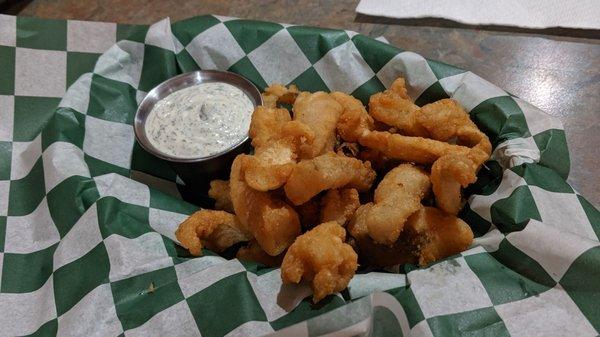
[133,70,262,163]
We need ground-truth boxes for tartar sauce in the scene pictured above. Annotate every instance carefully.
[145,82,254,158]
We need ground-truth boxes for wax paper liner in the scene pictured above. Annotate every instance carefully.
[0,15,598,337]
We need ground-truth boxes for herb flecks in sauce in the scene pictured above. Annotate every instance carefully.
[145,82,254,158]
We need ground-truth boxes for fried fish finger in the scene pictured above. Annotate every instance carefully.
[175,209,251,256]
[417,99,489,148]
[365,164,431,244]
[293,92,343,158]
[284,152,376,205]
[349,205,474,267]
[368,78,427,136]
[405,207,474,266]
[231,155,301,256]
[417,99,492,163]
[244,106,314,191]
[262,83,300,108]
[331,92,374,142]
[430,153,478,214]
[415,99,491,213]
[347,203,416,267]
[358,130,470,165]
[281,221,358,303]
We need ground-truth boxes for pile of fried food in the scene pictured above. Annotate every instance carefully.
[176,77,491,303]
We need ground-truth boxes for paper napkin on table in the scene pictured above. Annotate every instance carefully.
[356,0,600,30]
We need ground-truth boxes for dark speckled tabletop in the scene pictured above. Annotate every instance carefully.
[5,0,599,206]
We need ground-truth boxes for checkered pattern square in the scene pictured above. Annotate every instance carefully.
[111,265,184,331]
[0,43,16,96]
[438,71,469,96]
[451,72,508,112]
[427,307,510,337]
[495,285,597,337]
[59,73,93,114]
[104,232,172,282]
[409,257,493,318]
[4,197,60,254]
[0,13,598,337]
[123,300,200,337]
[56,283,123,336]
[0,15,16,47]
[42,141,90,192]
[0,277,57,336]
[10,134,42,181]
[13,96,61,142]
[144,18,184,54]
[529,186,596,240]
[224,19,284,55]
[0,95,14,141]
[83,116,134,169]
[376,51,438,100]
[15,48,66,98]
[186,22,246,70]
[0,181,9,216]
[67,20,117,54]
[313,40,375,93]
[94,41,145,89]
[248,29,311,85]
[52,204,103,270]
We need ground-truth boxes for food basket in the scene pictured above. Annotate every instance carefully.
[1,15,598,337]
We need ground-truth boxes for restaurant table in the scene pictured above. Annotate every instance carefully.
[4,0,600,207]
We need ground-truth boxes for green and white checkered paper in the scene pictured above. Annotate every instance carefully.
[0,14,599,337]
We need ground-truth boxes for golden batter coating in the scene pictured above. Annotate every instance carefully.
[281,222,358,302]
[358,130,471,165]
[368,78,427,136]
[292,91,343,159]
[347,203,416,267]
[262,83,300,108]
[230,155,301,256]
[365,164,431,244]
[284,152,376,206]
[405,207,474,266]
[244,105,314,191]
[175,209,251,256]
[331,91,374,142]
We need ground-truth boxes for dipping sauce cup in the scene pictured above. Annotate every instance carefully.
[134,70,262,205]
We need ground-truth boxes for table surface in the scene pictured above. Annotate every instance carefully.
[7,0,600,206]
